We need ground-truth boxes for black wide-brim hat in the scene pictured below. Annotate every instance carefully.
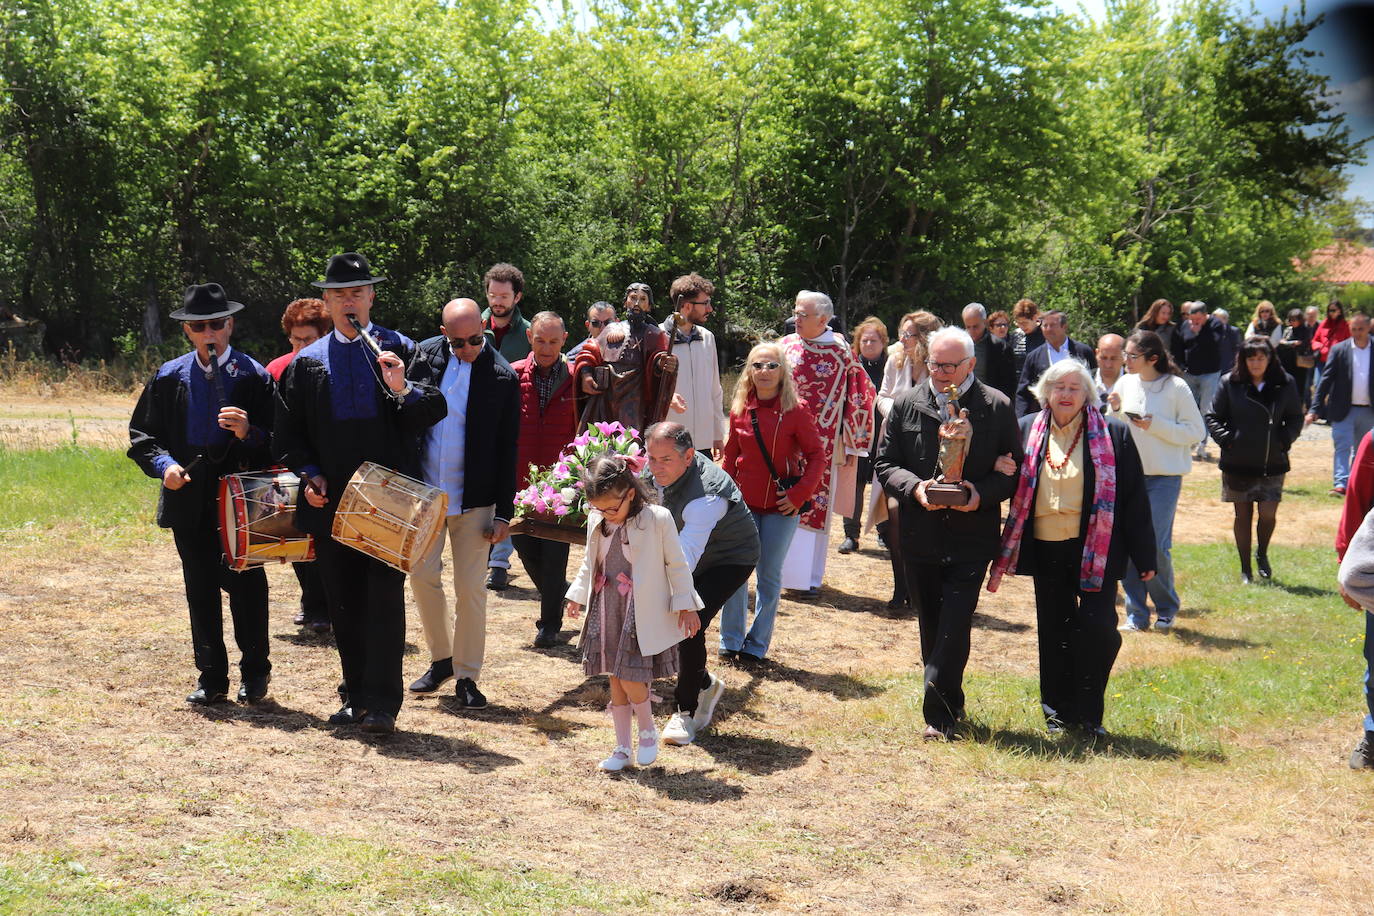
[311,252,387,289]
[169,283,245,321]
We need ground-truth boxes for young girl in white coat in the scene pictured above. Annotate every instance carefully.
[566,454,703,772]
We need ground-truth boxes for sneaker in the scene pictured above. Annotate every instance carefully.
[1332,485,1348,497]
[692,674,726,733]
[1153,619,1173,634]
[837,537,858,554]
[454,677,488,709]
[1118,621,1147,632]
[1351,731,1374,770]
[598,746,633,772]
[662,711,697,746]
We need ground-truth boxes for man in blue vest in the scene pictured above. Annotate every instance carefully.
[645,422,760,746]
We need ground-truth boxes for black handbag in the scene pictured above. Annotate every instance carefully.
[750,408,812,514]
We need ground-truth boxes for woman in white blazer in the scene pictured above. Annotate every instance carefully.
[566,454,703,772]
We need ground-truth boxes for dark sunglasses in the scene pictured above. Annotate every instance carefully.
[185,318,229,332]
[751,361,781,371]
[448,334,486,349]
[588,319,608,328]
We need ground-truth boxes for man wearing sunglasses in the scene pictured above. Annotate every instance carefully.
[405,299,520,711]
[130,283,276,708]
[275,252,447,734]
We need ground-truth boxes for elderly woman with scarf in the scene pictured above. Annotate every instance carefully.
[988,359,1156,738]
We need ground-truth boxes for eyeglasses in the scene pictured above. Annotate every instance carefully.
[185,318,228,332]
[991,322,1009,329]
[751,361,781,371]
[590,490,632,514]
[925,356,971,373]
[588,319,608,329]
[792,310,814,320]
[686,299,712,309]
[1124,352,1145,361]
[900,331,921,340]
[447,334,486,350]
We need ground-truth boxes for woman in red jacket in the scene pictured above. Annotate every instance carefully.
[719,342,825,662]
[1312,299,1350,404]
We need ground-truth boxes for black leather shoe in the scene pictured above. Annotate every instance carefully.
[292,610,308,626]
[533,628,559,649]
[837,537,858,554]
[410,658,454,693]
[306,618,331,634]
[328,705,367,726]
[237,676,271,704]
[454,677,488,709]
[1256,554,1272,579]
[486,567,509,591]
[187,687,229,705]
[360,710,396,734]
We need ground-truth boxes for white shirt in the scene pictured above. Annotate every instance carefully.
[422,353,473,516]
[193,346,233,373]
[1045,338,1072,365]
[1353,341,1371,407]
[655,489,729,573]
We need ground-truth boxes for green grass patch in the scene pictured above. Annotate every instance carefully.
[1,830,656,914]
[0,446,158,548]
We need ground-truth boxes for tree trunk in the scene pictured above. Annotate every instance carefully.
[142,279,163,346]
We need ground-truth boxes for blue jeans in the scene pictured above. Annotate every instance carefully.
[1122,475,1182,627]
[1364,610,1373,733]
[488,534,514,569]
[720,510,800,657]
[1184,372,1221,448]
[1332,406,1374,488]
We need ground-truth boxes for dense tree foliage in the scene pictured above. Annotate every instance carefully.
[0,0,1363,357]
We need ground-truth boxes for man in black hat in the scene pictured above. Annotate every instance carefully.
[274,252,446,734]
[129,283,276,706]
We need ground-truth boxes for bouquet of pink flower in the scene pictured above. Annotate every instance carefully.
[513,421,647,526]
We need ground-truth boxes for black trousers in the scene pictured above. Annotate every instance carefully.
[171,516,270,693]
[315,537,406,718]
[1030,538,1122,729]
[674,563,756,713]
[903,554,989,730]
[511,533,571,634]
[292,560,329,623]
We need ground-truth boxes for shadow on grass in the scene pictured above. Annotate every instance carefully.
[1267,581,1336,599]
[271,631,336,648]
[1165,626,1261,652]
[972,611,1032,634]
[731,657,886,700]
[440,695,593,742]
[974,724,1225,763]
[631,767,745,803]
[190,700,522,771]
[697,733,813,776]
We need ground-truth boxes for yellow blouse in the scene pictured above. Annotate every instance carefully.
[1034,412,1085,542]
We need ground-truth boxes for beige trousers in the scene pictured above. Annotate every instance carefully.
[410,507,493,681]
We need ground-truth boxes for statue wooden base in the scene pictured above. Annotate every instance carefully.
[926,480,970,507]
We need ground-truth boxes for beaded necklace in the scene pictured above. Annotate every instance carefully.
[1045,413,1086,472]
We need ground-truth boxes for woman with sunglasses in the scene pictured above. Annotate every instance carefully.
[1245,300,1283,346]
[1312,300,1350,402]
[719,343,825,663]
[988,310,1012,342]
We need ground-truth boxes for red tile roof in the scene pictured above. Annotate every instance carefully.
[1295,243,1374,285]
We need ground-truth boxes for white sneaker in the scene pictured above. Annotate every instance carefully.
[662,711,697,746]
[598,746,633,772]
[636,728,658,766]
[1154,619,1173,633]
[692,674,727,733]
[1118,621,1146,632]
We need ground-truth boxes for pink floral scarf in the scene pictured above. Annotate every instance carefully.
[987,406,1116,593]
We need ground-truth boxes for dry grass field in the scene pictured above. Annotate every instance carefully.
[2,386,1373,913]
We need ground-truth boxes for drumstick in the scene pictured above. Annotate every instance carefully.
[346,315,404,402]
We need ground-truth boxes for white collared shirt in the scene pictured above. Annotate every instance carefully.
[1353,339,1371,407]
[194,346,233,372]
[332,322,374,345]
[1045,338,1071,365]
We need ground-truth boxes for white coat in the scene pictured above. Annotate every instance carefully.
[566,502,704,657]
[663,318,727,448]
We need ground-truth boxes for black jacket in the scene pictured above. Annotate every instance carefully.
[1010,413,1155,583]
[274,327,447,535]
[874,377,1023,563]
[973,331,1017,401]
[406,337,521,522]
[1206,371,1304,476]
[129,347,275,530]
[1312,337,1373,424]
[1177,317,1225,376]
[1015,338,1098,418]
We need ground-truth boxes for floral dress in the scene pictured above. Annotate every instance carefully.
[580,522,679,681]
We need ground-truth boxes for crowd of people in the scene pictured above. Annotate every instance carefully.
[127,266,1374,771]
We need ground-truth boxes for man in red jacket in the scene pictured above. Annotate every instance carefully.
[1336,429,1374,769]
[511,312,580,647]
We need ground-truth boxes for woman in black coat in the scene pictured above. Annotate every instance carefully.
[987,359,1156,738]
[1275,308,1315,410]
[1205,336,1305,583]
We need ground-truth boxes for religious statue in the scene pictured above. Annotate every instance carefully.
[571,285,679,434]
[928,384,972,506]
